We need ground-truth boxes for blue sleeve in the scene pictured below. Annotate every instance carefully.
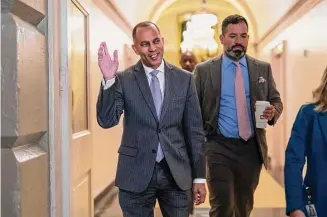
[284,105,311,215]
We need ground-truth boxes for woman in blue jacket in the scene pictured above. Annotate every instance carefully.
[284,66,327,217]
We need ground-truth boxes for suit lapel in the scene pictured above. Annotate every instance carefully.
[210,56,222,101]
[318,113,327,145]
[133,61,159,122]
[247,56,259,114]
[160,62,173,122]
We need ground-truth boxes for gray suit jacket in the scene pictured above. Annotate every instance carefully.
[193,55,283,167]
[97,60,205,193]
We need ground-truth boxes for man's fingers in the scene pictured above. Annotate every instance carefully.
[263,114,273,121]
[264,109,273,112]
[200,189,206,203]
[193,183,206,205]
[97,45,103,56]
[97,43,118,66]
[263,107,275,121]
[193,189,206,205]
[193,189,198,201]
[103,42,109,56]
[194,193,200,204]
[264,105,275,113]
[263,108,274,114]
[113,50,119,64]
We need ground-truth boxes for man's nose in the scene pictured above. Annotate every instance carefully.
[235,36,244,44]
[149,43,156,51]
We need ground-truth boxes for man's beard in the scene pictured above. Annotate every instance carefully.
[184,66,193,72]
[225,45,246,61]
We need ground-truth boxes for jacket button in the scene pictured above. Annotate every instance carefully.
[158,129,161,133]
[152,149,156,154]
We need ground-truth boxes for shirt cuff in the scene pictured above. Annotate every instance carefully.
[102,77,116,90]
[193,178,206,183]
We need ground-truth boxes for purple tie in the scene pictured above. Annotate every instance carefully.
[150,70,164,162]
[234,62,252,141]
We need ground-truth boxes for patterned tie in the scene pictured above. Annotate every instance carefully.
[234,61,252,141]
[149,70,164,162]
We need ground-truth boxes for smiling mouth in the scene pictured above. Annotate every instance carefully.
[233,46,243,50]
[149,53,159,60]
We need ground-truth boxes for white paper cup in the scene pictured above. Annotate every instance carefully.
[255,101,270,128]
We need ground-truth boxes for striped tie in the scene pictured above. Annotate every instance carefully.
[149,70,164,162]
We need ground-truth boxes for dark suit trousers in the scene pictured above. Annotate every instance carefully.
[205,134,262,217]
[119,159,192,217]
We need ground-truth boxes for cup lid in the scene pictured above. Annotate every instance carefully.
[255,101,270,105]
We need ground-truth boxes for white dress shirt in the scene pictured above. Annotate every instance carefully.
[102,60,165,91]
[102,60,205,184]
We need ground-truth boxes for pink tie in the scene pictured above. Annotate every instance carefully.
[234,61,252,141]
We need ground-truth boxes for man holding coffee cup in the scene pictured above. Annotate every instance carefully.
[193,14,283,217]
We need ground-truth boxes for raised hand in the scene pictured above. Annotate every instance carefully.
[97,42,119,80]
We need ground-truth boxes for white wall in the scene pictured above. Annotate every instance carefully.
[86,2,133,198]
[245,0,298,38]
[110,0,158,25]
[259,0,327,143]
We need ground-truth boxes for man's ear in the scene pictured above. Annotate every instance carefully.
[219,34,224,44]
[132,44,139,55]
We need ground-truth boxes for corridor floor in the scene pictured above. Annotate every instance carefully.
[95,169,286,217]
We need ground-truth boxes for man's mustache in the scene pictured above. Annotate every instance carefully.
[231,45,245,51]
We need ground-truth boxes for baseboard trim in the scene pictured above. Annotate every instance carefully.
[94,180,116,205]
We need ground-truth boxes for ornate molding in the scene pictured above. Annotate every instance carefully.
[256,0,323,50]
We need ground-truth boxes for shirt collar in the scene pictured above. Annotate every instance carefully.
[222,54,247,68]
[142,59,165,76]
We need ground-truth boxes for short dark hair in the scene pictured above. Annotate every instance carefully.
[221,14,248,35]
[132,21,161,40]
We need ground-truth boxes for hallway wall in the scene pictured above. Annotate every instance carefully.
[259,0,327,144]
[249,0,298,38]
[83,0,133,198]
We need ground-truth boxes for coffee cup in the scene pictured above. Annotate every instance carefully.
[255,101,270,128]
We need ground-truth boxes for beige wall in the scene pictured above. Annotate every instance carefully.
[83,2,135,198]
[247,0,298,38]
[259,0,327,144]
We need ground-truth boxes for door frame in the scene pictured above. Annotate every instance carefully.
[267,40,287,186]
[48,0,70,216]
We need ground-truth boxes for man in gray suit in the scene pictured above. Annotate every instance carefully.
[193,15,283,217]
[97,21,206,217]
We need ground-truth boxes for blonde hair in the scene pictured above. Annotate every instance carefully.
[313,66,327,112]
